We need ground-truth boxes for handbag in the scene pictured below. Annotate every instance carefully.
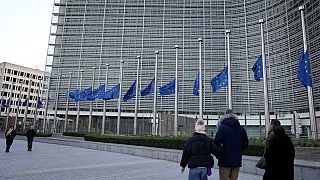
[256,156,267,169]
[256,141,267,169]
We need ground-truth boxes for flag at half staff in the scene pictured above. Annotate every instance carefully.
[37,98,43,109]
[123,81,136,102]
[160,79,175,96]
[210,66,228,92]
[252,55,263,81]
[298,50,312,88]
[104,84,120,100]
[193,72,199,96]
[141,79,154,96]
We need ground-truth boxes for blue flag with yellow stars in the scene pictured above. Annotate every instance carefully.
[103,84,120,100]
[123,81,136,102]
[160,79,175,96]
[252,55,263,81]
[193,72,199,96]
[93,84,106,100]
[37,98,43,109]
[141,79,155,96]
[210,66,228,92]
[298,50,312,88]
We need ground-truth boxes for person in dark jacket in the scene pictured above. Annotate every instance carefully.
[26,126,36,151]
[180,119,222,180]
[263,122,295,180]
[5,126,17,153]
[214,109,248,180]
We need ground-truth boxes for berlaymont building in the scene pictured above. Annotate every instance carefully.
[44,0,320,138]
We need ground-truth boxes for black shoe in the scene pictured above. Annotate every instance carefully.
[5,151,9,153]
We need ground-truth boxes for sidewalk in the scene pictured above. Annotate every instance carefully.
[0,139,262,180]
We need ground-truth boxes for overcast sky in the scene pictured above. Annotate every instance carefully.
[0,0,53,71]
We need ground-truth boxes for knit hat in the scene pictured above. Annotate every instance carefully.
[195,119,206,134]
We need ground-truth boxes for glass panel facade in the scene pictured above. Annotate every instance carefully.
[47,0,320,115]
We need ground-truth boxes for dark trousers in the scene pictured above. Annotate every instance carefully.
[27,137,34,150]
[5,138,13,152]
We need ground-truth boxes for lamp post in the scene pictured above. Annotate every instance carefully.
[54,74,61,133]
[23,80,32,131]
[5,82,13,129]
[134,56,140,135]
[64,72,72,132]
[153,51,159,136]
[76,70,84,132]
[33,76,43,128]
[88,67,96,133]
[117,60,124,135]
[174,45,179,136]
[101,64,109,135]
[14,80,23,129]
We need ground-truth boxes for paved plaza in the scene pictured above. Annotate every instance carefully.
[0,139,262,180]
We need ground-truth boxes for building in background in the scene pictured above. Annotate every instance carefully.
[44,0,320,136]
[0,62,45,131]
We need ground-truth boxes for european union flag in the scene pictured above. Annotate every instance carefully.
[37,98,43,109]
[141,79,155,96]
[79,87,93,101]
[104,84,120,100]
[69,89,80,101]
[252,55,263,81]
[93,84,106,100]
[298,50,313,88]
[193,72,199,96]
[210,66,228,92]
[160,79,175,96]
[123,81,136,102]
[22,99,28,106]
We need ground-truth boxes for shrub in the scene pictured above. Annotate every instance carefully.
[63,132,87,137]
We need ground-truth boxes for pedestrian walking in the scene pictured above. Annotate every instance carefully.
[214,109,248,180]
[5,126,16,153]
[180,119,222,180]
[26,126,36,151]
[263,120,295,180]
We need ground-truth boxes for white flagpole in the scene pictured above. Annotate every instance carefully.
[15,80,23,129]
[5,82,13,129]
[54,74,61,133]
[23,80,32,131]
[153,51,159,136]
[259,19,270,137]
[198,38,203,119]
[134,56,140,135]
[88,67,96,133]
[64,72,72,132]
[117,60,124,135]
[33,77,42,128]
[226,30,232,110]
[76,70,83,132]
[174,45,179,136]
[299,6,317,140]
[101,64,109,135]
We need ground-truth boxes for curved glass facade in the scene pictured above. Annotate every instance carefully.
[47,0,320,116]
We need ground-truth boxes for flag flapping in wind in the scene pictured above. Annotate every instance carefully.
[210,66,228,92]
[159,79,175,96]
[141,79,154,96]
[123,81,136,102]
[104,84,120,100]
